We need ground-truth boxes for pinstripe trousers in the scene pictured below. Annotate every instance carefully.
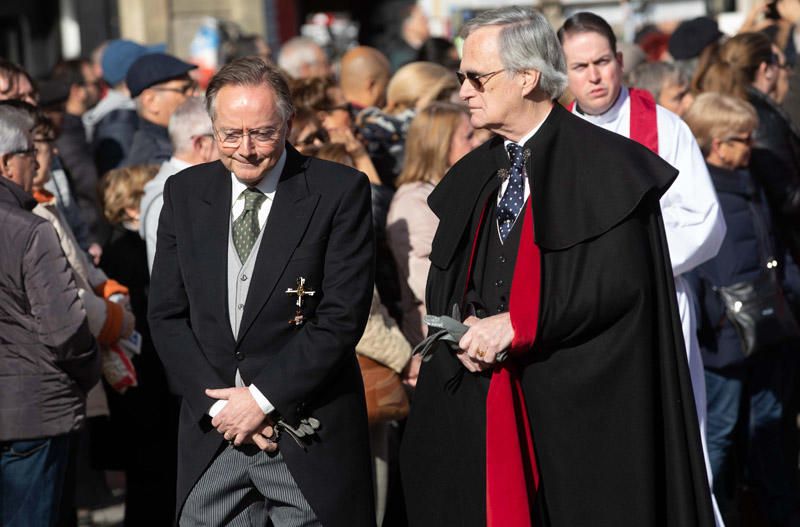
[180,444,321,527]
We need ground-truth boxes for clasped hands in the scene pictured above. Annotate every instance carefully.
[206,387,278,452]
[456,313,514,372]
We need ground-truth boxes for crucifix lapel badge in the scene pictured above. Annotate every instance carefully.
[286,277,316,326]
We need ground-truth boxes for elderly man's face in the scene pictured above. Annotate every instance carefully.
[145,76,197,127]
[562,31,624,116]
[659,80,692,117]
[213,84,288,185]
[2,141,38,193]
[458,26,525,132]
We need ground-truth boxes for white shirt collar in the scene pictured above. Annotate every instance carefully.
[502,107,551,155]
[575,86,629,126]
[168,156,193,172]
[230,148,287,205]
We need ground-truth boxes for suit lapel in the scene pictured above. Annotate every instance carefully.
[237,146,319,344]
[197,161,235,345]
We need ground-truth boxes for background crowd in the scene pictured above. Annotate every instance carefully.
[1,2,800,526]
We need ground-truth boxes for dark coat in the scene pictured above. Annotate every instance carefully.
[123,118,172,168]
[689,164,794,369]
[147,145,376,526]
[748,88,800,265]
[99,224,178,523]
[400,104,715,527]
[0,177,98,441]
[93,106,139,175]
[55,113,105,241]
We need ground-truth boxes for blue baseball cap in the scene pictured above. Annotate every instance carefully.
[125,53,197,98]
[102,39,166,87]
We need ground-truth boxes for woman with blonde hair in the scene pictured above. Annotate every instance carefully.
[99,164,180,524]
[387,101,482,348]
[683,92,800,525]
[694,32,800,268]
[384,61,460,115]
[357,61,460,185]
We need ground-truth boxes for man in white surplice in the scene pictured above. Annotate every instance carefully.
[559,13,727,526]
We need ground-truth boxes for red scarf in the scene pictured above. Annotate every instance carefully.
[471,89,659,525]
[567,88,659,154]
[464,198,541,526]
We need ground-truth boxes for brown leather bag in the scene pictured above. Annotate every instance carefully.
[356,355,410,423]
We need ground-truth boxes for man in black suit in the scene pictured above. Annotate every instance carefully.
[148,57,375,527]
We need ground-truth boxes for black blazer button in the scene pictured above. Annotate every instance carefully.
[235,351,245,361]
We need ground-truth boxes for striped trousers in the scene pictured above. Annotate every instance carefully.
[180,444,321,526]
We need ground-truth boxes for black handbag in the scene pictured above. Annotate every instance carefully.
[716,263,800,357]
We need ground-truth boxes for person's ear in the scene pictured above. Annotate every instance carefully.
[140,89,158,113]
[616,51,624,71]
[0,153,11,177]
[710,137,725,158]
[520,69,541,97]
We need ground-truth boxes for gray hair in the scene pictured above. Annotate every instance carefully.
[206,57,294,124]
[460,6,567,99]
[0,105,33,155]
[169,96,213,154]
[277,37,326,79]
[627,62,687,101]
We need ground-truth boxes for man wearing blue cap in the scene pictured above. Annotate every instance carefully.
[123,52,198,167]
[85,39,165,175]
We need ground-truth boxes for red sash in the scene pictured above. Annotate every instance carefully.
[463,198,541,526]
[567,88,659,154]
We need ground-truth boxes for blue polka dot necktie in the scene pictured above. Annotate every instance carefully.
[497,142,526,241]
[233,187,266,262]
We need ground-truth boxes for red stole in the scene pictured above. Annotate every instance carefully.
[463,198,541,526]
[567,88,659,154]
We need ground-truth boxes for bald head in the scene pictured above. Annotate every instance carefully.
[340,46,391,109]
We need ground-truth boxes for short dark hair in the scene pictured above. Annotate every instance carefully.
[206,56,293,122]
[557,12,618,54]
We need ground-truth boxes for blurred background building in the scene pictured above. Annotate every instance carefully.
[0,0,756,84]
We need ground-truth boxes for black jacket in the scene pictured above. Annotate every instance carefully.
[56,113,105,242]
[148,145,376,526]
[123,117,172,168]
[748,88,800,265]
[690,164,798,369]
[400,104,715,527]
[0,177,98,441]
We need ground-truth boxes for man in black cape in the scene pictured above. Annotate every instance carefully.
[399,7,715,526]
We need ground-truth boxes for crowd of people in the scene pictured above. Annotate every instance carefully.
[1,3,800,526]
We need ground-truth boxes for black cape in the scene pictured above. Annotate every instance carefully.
[400,104,715,526]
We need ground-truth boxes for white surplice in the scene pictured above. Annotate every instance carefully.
[573,87,727,526]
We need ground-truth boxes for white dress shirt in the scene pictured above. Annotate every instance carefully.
[208,150,287,418]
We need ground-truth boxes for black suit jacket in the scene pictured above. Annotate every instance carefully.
[148,145,376,526]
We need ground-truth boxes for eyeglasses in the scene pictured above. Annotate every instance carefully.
[456,69,506,90]
[299,127,329,146]
[214,126,282,147]
[151,81,197,96]
[771,53,794,71]
[724,134,754,146]
[6,147,36,158]
[324,102,352,114]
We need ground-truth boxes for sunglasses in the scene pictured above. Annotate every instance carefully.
[455,69,506,90]
[300,128,330,146]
